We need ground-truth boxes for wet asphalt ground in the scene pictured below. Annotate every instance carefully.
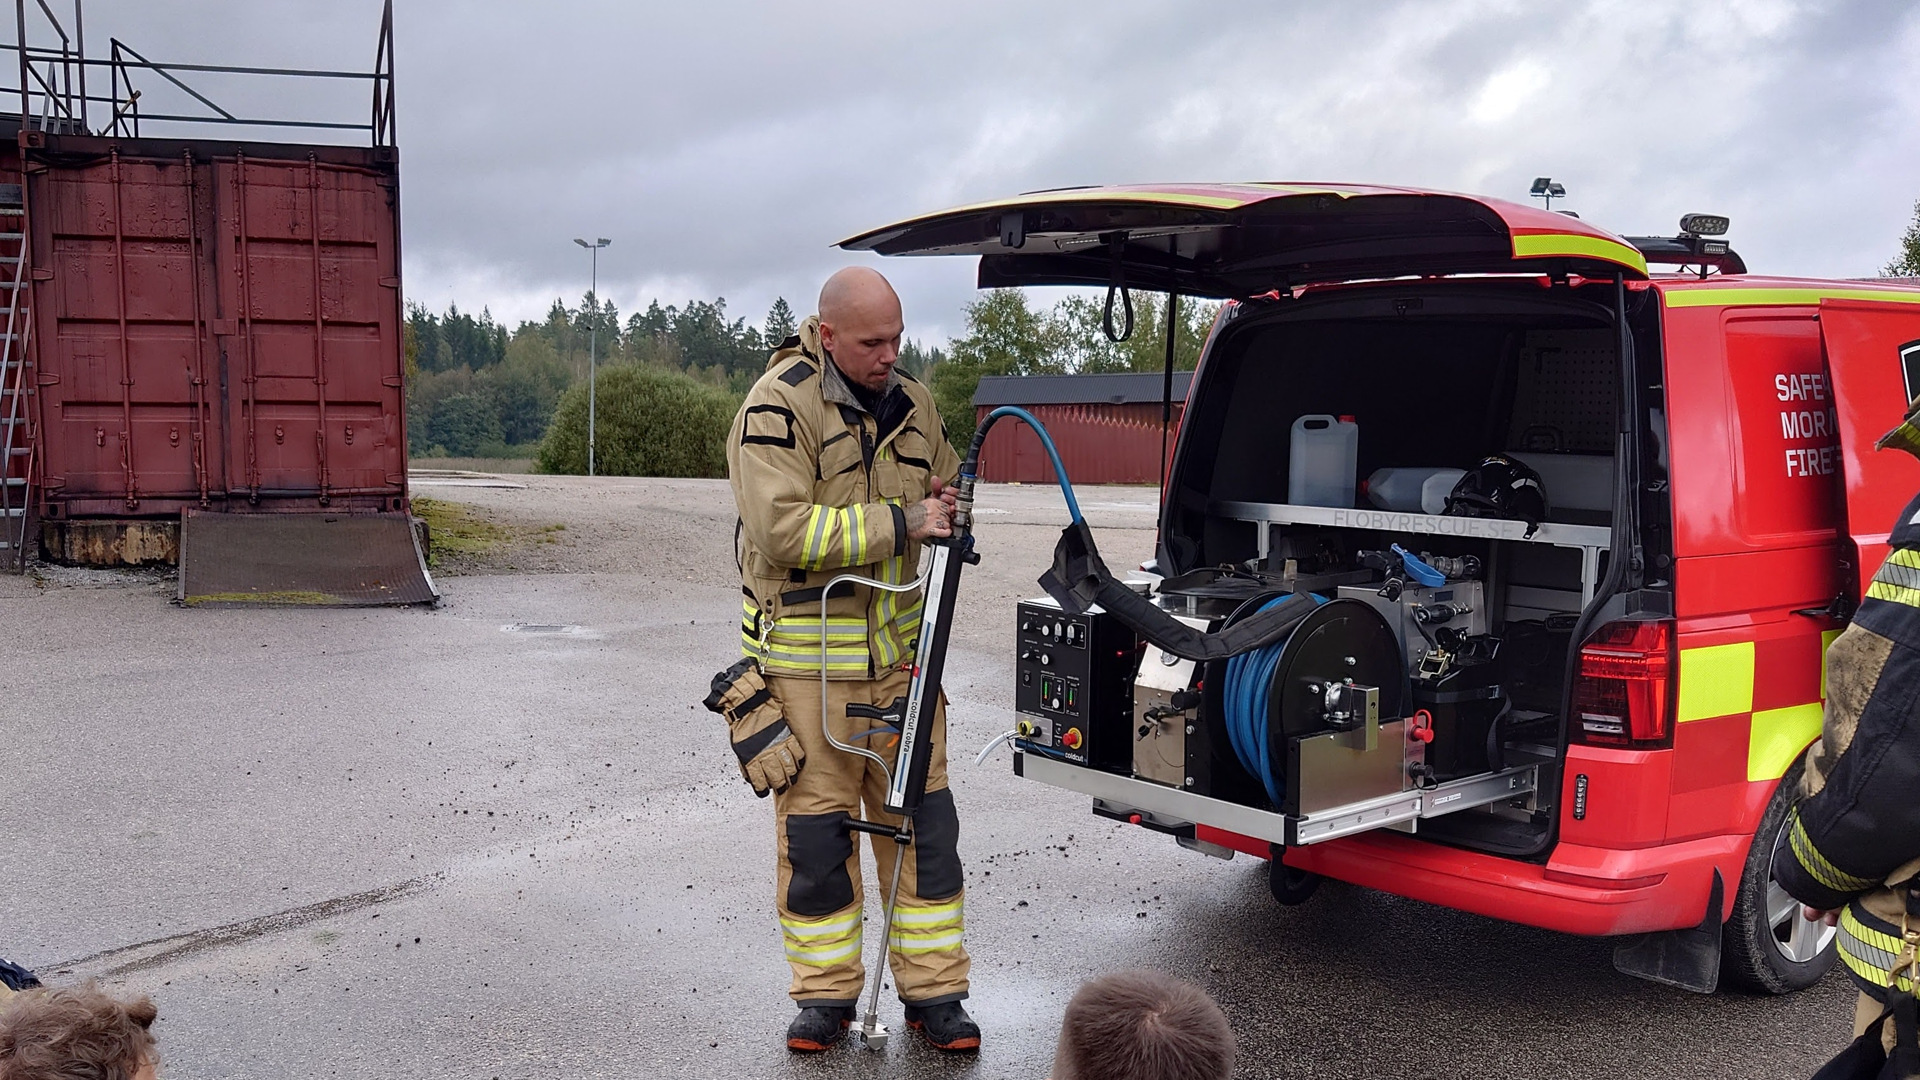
[2,476,1855,1079]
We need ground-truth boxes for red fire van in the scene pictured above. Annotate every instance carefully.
[842,184,1920,993]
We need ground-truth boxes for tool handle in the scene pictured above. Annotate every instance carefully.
[884,535,968,814]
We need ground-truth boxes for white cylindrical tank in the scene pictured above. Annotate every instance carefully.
[1288,414,1359,507]
[1365,466,1468,514]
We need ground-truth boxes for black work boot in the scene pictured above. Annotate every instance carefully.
[786,1004,855,1052]
[904,1000,981,1052]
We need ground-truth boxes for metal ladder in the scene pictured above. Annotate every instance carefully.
[0,183,31,572]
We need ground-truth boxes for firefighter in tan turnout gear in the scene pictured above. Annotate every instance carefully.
[710,267,977,1054]
[1773,400,1920,1072]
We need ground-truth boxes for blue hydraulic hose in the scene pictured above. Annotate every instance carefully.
[967,406,1082,524]
[1222,594,1325,806]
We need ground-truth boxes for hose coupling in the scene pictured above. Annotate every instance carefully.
[952,472,978,532]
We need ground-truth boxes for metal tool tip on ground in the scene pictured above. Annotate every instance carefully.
[858,1017,889,1051]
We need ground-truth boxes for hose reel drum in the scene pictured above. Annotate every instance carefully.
[1209,595,1419,818]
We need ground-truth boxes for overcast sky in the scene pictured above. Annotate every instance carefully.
[42,0,1920,342]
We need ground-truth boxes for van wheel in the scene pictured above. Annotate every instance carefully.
[1268,858,1322,906]
[1720,759,1838,993]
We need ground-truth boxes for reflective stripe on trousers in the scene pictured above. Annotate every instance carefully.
[890,897,964,955]
[781,909,864,967]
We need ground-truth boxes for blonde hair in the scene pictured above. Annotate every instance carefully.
[0,983,157,1080]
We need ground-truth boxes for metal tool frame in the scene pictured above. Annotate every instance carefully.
[814,562,938,1051]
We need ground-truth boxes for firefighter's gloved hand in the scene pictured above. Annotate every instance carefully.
[703,658,805,797]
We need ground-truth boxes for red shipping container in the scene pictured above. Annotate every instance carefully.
[20,137,407,521]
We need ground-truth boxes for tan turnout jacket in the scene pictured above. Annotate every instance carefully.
[727,316,960,679]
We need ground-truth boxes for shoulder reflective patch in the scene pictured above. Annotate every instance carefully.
[742,404,797,448]
[778,360,817,387]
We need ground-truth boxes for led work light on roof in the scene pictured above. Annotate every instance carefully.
[1678,213,1730,237]
[1529,177,1566,210]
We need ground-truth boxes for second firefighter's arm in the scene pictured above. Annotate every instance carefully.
[732,383,905,571]
[1772,624,1920,911]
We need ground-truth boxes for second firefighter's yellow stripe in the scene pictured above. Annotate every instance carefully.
[1838,907,1918,994]
[1789,809,1878,893]
[1866,580,1920,608]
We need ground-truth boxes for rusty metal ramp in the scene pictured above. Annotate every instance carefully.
[177,510,439,607]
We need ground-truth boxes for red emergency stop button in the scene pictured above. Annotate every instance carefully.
[1062,728,1083,750]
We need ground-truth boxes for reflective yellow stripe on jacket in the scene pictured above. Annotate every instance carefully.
[801,504,869,572]
[1788,808,1880,894]
[744,597,870,675]
[1838,905,1919,995]
[870,495,923,669]
[1867,548,1920,608]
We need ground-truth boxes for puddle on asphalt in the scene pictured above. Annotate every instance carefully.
[411,478,528,489]
[500,622,591,636]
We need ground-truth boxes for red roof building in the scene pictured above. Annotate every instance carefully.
[972,372,1191,485]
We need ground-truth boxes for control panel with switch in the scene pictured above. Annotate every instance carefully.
[1013,598,1139,772]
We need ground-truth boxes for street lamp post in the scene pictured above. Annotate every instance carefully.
[573,237,611,476]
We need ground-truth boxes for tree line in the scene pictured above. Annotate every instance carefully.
[406,294,811,458]
[403,287,1200,463]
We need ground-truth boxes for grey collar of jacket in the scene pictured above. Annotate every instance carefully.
[795,314,901,413]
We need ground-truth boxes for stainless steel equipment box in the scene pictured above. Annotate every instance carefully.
[1131,625,1204,788]
[1336,580,1487,666]
[1286,718,1425,817]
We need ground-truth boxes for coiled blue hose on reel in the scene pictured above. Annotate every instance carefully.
[972,408,1311,804]
[1222,594,1325,805]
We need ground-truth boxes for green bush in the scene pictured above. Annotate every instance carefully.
[536,364,740,477]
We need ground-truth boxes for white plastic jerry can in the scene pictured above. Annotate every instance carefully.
[1288,414,1359,507]
[1365,466,1468,514]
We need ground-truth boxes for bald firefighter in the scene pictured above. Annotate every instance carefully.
[1773,400,1920,1070]
[709,267,977,1053]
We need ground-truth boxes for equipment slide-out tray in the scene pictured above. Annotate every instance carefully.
[1208,500,1611,605]
[1015,751,1537,848]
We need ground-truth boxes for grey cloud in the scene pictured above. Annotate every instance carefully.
[50,1,1920,339]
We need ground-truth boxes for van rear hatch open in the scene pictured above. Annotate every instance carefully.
[840,183,1648,296]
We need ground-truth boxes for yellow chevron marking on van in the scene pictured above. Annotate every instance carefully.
[1747,703,1823,782]
[1677,641,1755,722]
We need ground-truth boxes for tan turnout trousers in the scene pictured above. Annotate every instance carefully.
[767,665,971,1008]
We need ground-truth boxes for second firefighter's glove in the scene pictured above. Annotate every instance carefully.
[703,658,804,797]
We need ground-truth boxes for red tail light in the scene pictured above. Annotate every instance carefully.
[1571,619,1675,748]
